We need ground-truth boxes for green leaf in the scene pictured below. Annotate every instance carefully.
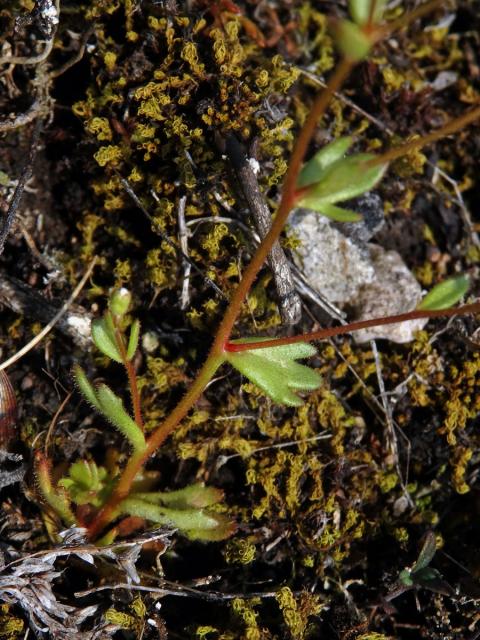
[412,531,436,572]
[412,567,442,583]
[349,0,387,25]
[96,384,146,453]
[297,153,388,210]
[298,137,353,188]
[127,319,141,360]
[311,202,362,222]
[399,569,413,587]
[59,460,111,507]
[332,19,372,61]
[132,483,224,509]
[417,275,469,311]
[225,339,321,406]
[119,497,235,540]
[184,513,237,541]
[73,365,101,411]
[91,317,123,363]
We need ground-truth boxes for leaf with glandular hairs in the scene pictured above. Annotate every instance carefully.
[119,496,236,541]
[96,384,146,453]
[73,365,101,411]
[225,339,321,406]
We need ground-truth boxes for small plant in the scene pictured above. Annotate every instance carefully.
[36,289,235,542]
[34,0,480,543]
[381,532,455,604]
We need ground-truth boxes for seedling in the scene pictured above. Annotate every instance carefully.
[393,532,454,600]
[36,289,235,542]
[34,0,480,543]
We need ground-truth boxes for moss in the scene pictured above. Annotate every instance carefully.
[0,606,24,639]
[224,538,256,565]
[275,587,322,639]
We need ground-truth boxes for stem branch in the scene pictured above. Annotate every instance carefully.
[225,302,480,352]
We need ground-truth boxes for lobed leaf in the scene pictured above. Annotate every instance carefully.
[225,339,321,406]
[417,275,469,311]
[133,483,224,509]
[119,496,235,541]
[59,460,110,507]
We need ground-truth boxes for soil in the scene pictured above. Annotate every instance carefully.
[1,1,480,639]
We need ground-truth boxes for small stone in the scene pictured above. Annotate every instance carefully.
[352,245,427,343]
[290,210,375,307]
[290,211,427,343]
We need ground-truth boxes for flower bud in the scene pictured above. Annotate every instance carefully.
[109,288,131,317]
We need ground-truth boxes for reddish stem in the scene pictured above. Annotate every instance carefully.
[111,315,144,431]
[225,302,480,352]
[210,58,354,355]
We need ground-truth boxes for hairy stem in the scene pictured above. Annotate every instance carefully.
[111,315,144,431]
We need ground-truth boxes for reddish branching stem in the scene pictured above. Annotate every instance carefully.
[224,302,480,352]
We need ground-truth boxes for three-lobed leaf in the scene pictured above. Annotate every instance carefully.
[118,485,235,541]
[132,483,224,510]
[225,339,321,406]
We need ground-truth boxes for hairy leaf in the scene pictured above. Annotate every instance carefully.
[133,483,224,509]
[127,319,141,360]
[119,497,235,541]
[96,384,146,453]
[225,339,321,406]
[73,365,101,411]
[59,460,110,507]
